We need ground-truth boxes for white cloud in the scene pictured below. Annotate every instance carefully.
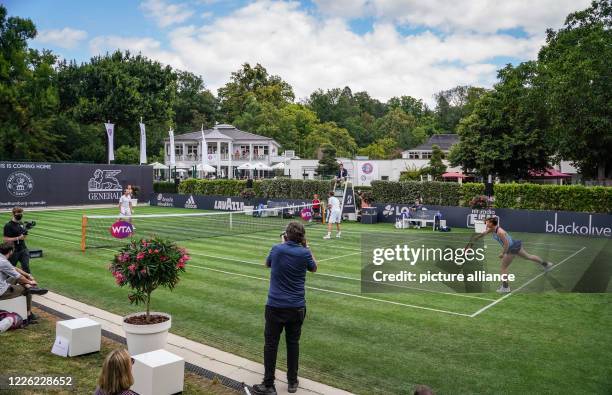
[88,0,589,105]
[140,0,194,28]
[89,36,187,69]
[315,0,591,35]
[36,28,88,49]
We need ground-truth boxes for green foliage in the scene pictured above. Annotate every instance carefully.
[399,165,423,181]
[421,145,446,180]
[173,70,217,133]
[460,183,485,207]
[537,0,612,179]
[110,237,189,321]
[374,108,422,149]
[114,145,140,164]
[449,62,553,180]
[304,122,357,158]
[371,181,462,206]
[316,144,339,177]
[0,7,62,161]
[492,184,612,213]
[153,181,177,193]
[357,137,398,159]
[218,63,294,123]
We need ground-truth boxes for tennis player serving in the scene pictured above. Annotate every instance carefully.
[469,217,553,293]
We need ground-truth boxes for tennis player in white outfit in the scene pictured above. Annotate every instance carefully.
[324,191,342,239]
[118,188,134,224]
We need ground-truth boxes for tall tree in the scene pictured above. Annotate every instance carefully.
[537,0,612,179]
[449,62,553,180]
[433,85,486,132]
[421,145,447,180]
[0,5,61,160]
[218,63,294,122]
[373,108,424,149]
[316,144,339,177]
[173,70,217,133]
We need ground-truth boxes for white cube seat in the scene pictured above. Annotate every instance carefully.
[0,296,27,318]
[56,317,101,357]
[131,349,185,395]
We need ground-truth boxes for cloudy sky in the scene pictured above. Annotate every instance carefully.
[5,0,590,105]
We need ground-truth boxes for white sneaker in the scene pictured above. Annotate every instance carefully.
[323,234,331,239]
[543,262,554,272]
[336,232,341,238]
[496,285,511,294]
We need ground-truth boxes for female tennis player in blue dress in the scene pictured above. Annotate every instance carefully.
[471,217,553,293]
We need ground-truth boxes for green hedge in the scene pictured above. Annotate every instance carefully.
[172,179,611,213]
[177,178,334,200]
[153,181,177,193]
[492,184,611,213]
[371,181,462,206]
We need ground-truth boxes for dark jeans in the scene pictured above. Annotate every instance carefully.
[9,249,30,274]
[263,305,306,386]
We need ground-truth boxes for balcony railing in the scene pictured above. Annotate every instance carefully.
[165,154,270,162]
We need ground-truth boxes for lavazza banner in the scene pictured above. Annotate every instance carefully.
[375,203,611,238]
[0,162,153,208]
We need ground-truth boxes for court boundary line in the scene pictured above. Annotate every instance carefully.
[469,246,586,318]
[32,235,482,317]
[188,264,473,317]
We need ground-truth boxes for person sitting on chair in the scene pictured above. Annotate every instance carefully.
[335,163,348,183]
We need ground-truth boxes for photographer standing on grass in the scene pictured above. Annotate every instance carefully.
[252,222,317,395]
[3,207,31,274]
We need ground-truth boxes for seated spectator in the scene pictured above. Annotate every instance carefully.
[95,348,136,395]
[0,242,47,323]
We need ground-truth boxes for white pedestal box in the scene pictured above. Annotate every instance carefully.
[131,349,184,395]
[56,317,101,357]
[0,296,27,318]
[474,220,487,233]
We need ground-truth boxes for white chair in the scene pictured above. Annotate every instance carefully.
[0,296,27,318]
[56,317,101,357]
[131,349,184,395]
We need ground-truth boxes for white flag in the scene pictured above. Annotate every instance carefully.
[201,125,208,166]
[104,123,115,162]
[169,129,175,166]
[139,122,147,164]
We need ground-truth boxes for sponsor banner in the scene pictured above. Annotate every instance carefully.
[110,220,134,239]
[0,162,152,208]
[342,185,356,214]
[150,194,611,237]
[375,203,611,238]
[357,161,378,186]
[151,193,310,212]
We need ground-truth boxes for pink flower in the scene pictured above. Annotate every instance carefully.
[128,264,137,273]
[113,271,125,284]
[176,262,186,269]
[140,268,147,274]
[181,254,190,262]
[136,252,145,260]
[141,240,148,247]
[148,249,153,254]
[153,249,159,254]
[118,253,130,263]
[160,255,168,261]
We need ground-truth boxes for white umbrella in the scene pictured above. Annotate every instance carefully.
[149,162,167,170]
[253,162,271,170]
[238,163,254,170]
[196,163,217,172]
[271,162,285,169]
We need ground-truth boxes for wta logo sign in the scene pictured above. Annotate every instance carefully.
[300,207,313,221]
[110,221,134,239]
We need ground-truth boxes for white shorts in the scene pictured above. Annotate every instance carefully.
[328,210,342,224]
[120,208,132,218]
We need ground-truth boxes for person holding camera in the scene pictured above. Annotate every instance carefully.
[3,207,32,274]
[251,222,317,395]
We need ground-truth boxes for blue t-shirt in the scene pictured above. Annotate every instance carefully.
[266,241,317,308]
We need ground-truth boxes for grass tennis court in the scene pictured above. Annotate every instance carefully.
[18,206,612,394]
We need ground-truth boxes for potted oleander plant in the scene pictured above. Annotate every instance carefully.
[109,237,189,354]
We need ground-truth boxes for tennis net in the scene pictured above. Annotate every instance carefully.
[81,203,316,250]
